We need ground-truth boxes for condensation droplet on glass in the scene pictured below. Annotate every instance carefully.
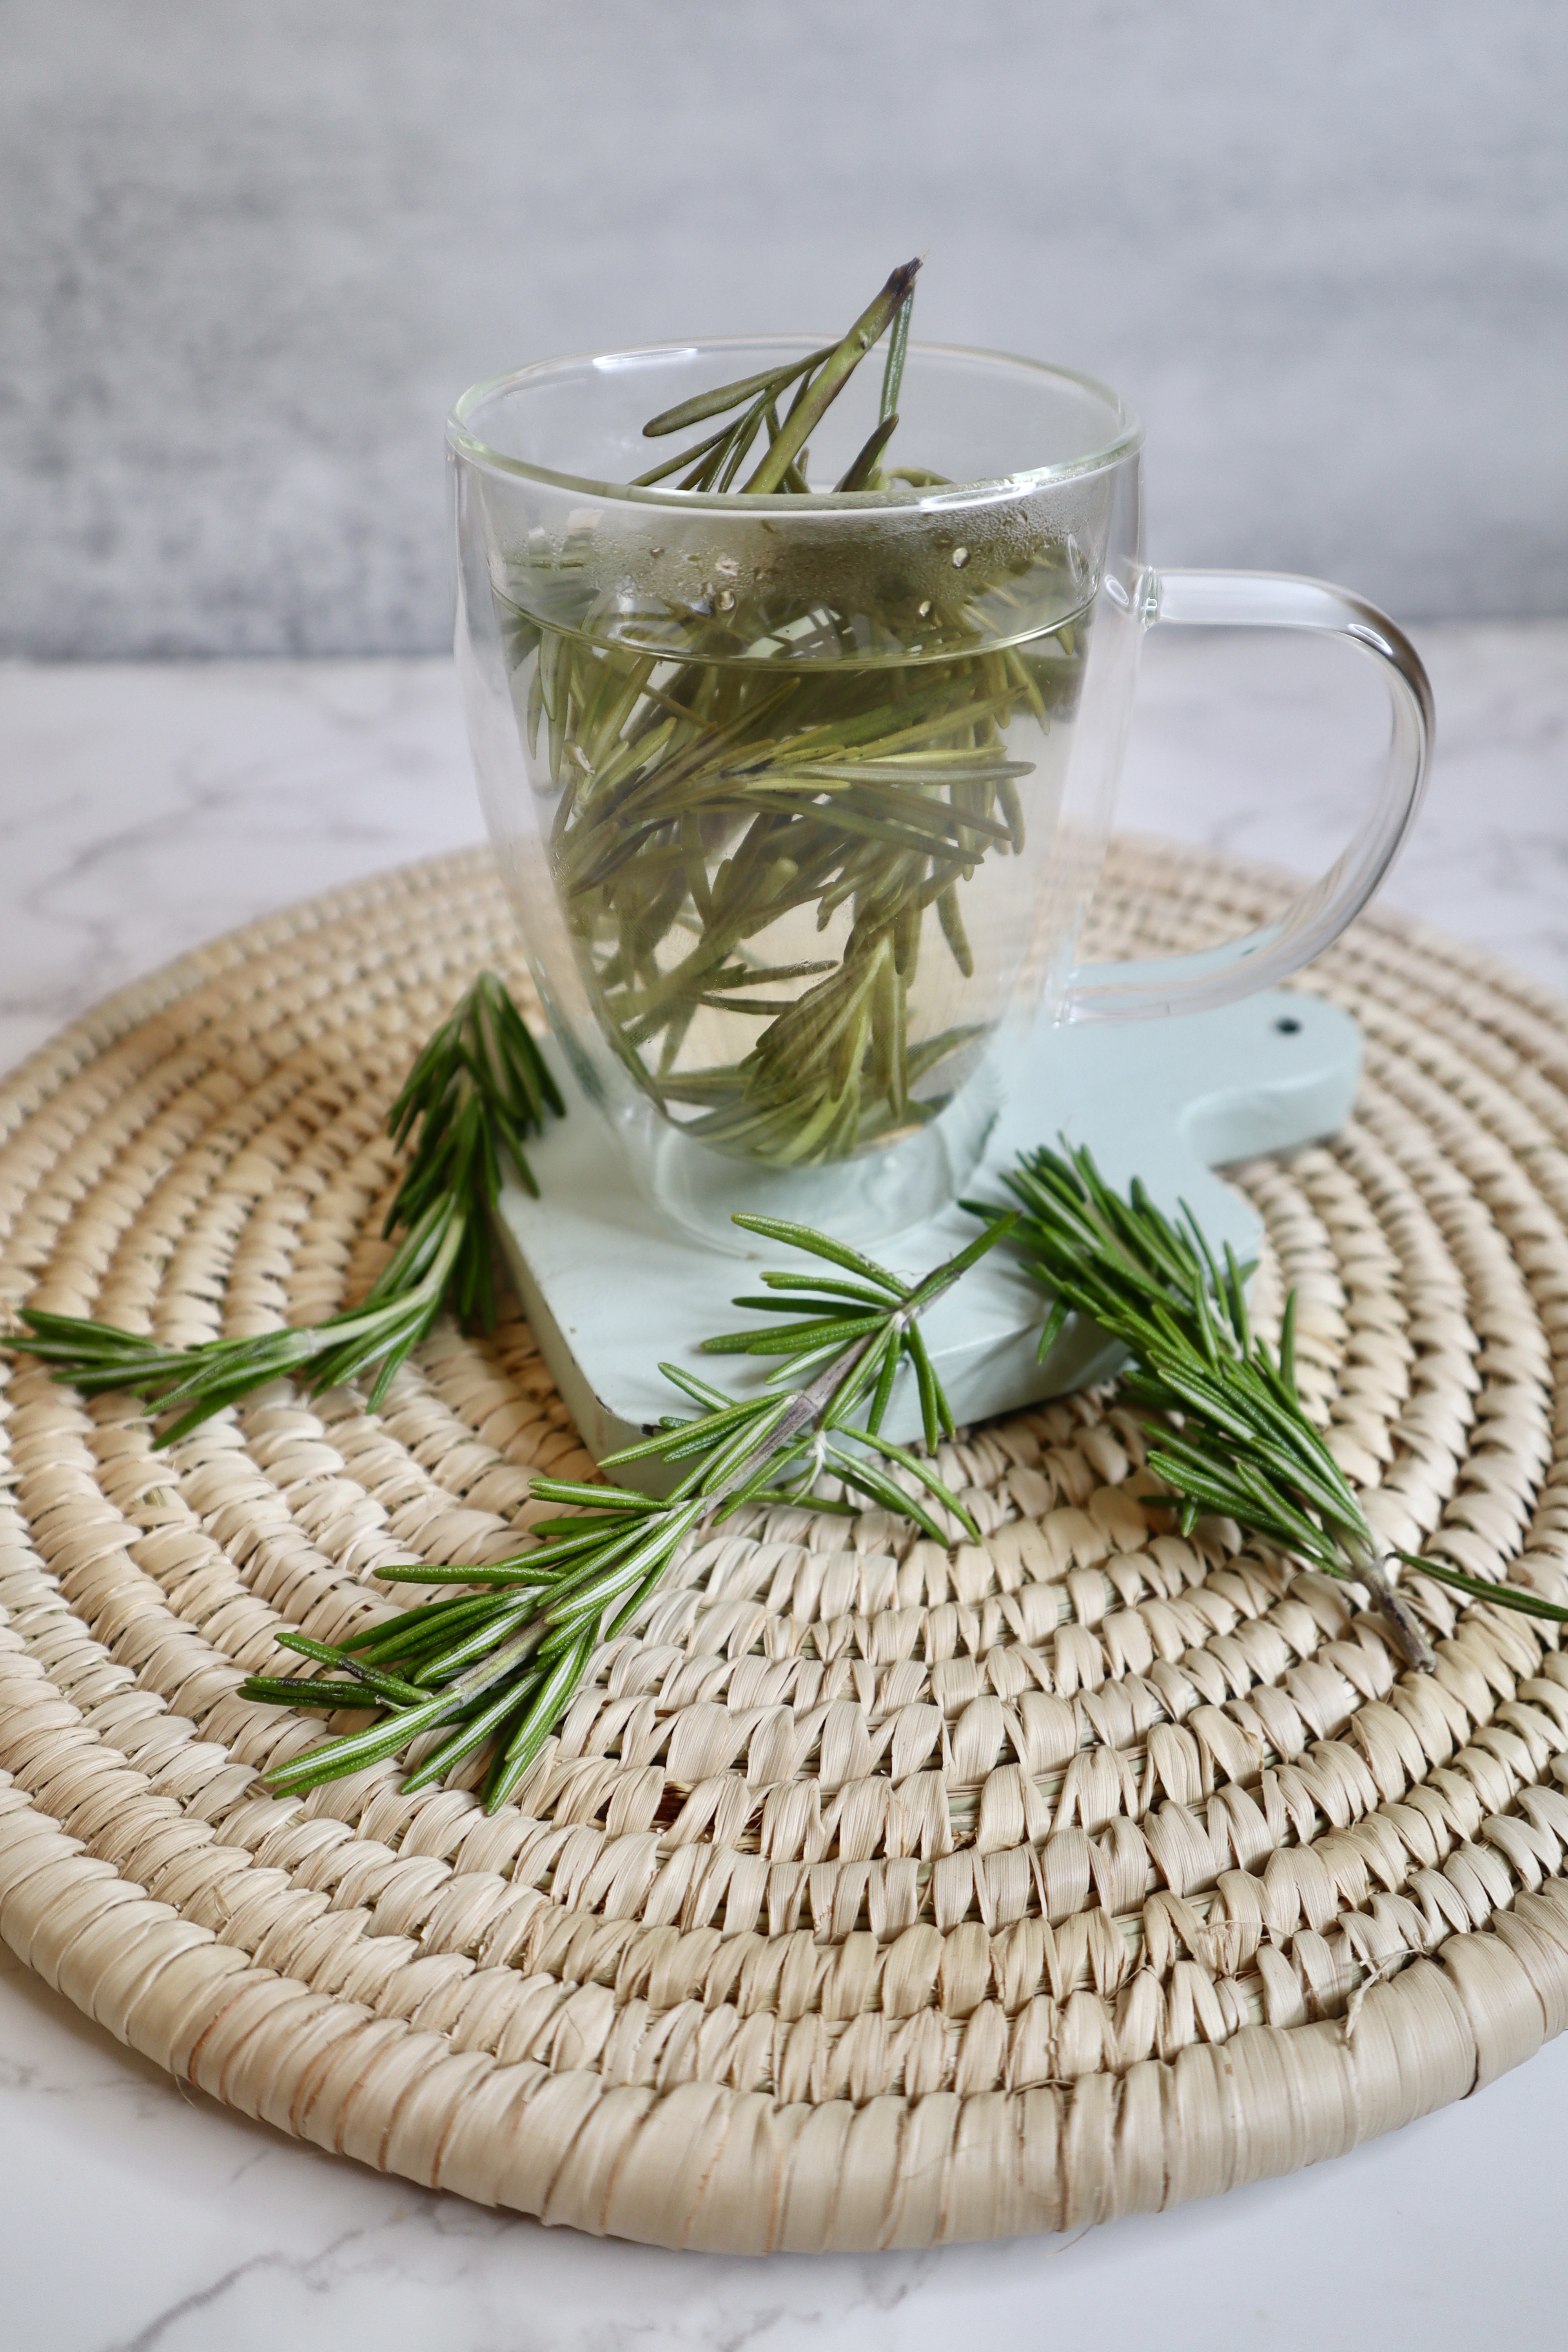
[951,546,969,569]
[1066,534,1086,585]
[716,588,736,611]
[917,599,933,619]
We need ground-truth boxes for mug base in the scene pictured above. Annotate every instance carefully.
[626,1070,1004,1256]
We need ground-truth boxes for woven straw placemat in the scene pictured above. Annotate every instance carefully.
[2,837,1567,2253]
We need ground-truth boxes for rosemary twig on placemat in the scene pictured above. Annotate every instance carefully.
[978,1139,1568,1669]
[7,972,561,1438]
[240,1210,1011,1812]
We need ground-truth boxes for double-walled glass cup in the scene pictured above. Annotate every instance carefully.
[450,341,1430,1236]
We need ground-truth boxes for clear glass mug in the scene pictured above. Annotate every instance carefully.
[450,340,1431,1236]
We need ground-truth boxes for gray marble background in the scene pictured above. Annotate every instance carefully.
[4,0,1566,659]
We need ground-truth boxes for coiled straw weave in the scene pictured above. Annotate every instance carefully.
[2,838,1568,2252]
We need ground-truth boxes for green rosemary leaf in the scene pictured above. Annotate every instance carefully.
[599,1392,766,1468]
[273,1630,425,1706]
[371,1560,555,1588]
[485,1632,599,1809]
[728,1214,908,1296]
[524,1477,662,1513]
[526,1511,653,1541]
[641,347,834,439]
[904,1321,947,1449]
[1279,1289,1299,1400]
[701,1310,884,1358]
[1223,1242,1252,1355]
[851,1425,980,1541]
[1396,1552,1568,1622]
[655,1361,736,1412]
[880,281,915,423]
[723,1296,890,1328]
[630,417,737,487]
[1034,1294,1072,1362]
[904,1212,1017,1311]
[835,412,901,492]
[864,1330,901,1436]
[755,1270,901,1305]
[713,407,769,493]
[236,1679,380,1712]
[820,1436,955,1545]
[262,1684,469,1795]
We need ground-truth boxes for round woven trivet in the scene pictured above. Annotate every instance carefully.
[2,837,1567,2253]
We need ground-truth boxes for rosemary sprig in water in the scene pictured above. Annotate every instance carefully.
[7,973,561,1440]
[497,259,1087,1170]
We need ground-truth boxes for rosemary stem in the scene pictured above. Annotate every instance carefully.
[718,1328,881,1499]
[1345,1536,1437,1671]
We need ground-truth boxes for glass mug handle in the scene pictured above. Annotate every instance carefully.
[1065,569,1434,1022]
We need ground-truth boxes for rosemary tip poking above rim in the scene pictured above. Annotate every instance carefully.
[635,256,921,497]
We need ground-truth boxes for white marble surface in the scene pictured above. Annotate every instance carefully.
[0,626,1566,2348]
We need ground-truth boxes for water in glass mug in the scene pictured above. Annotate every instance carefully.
[494,577,1092,1171]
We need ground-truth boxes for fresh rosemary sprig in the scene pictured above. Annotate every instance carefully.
[240,1210,1012,1811]
[6,972,562,1441]
[979,1140,1568,1666]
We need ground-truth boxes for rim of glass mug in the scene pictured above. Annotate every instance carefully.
[446,336,1145,509]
